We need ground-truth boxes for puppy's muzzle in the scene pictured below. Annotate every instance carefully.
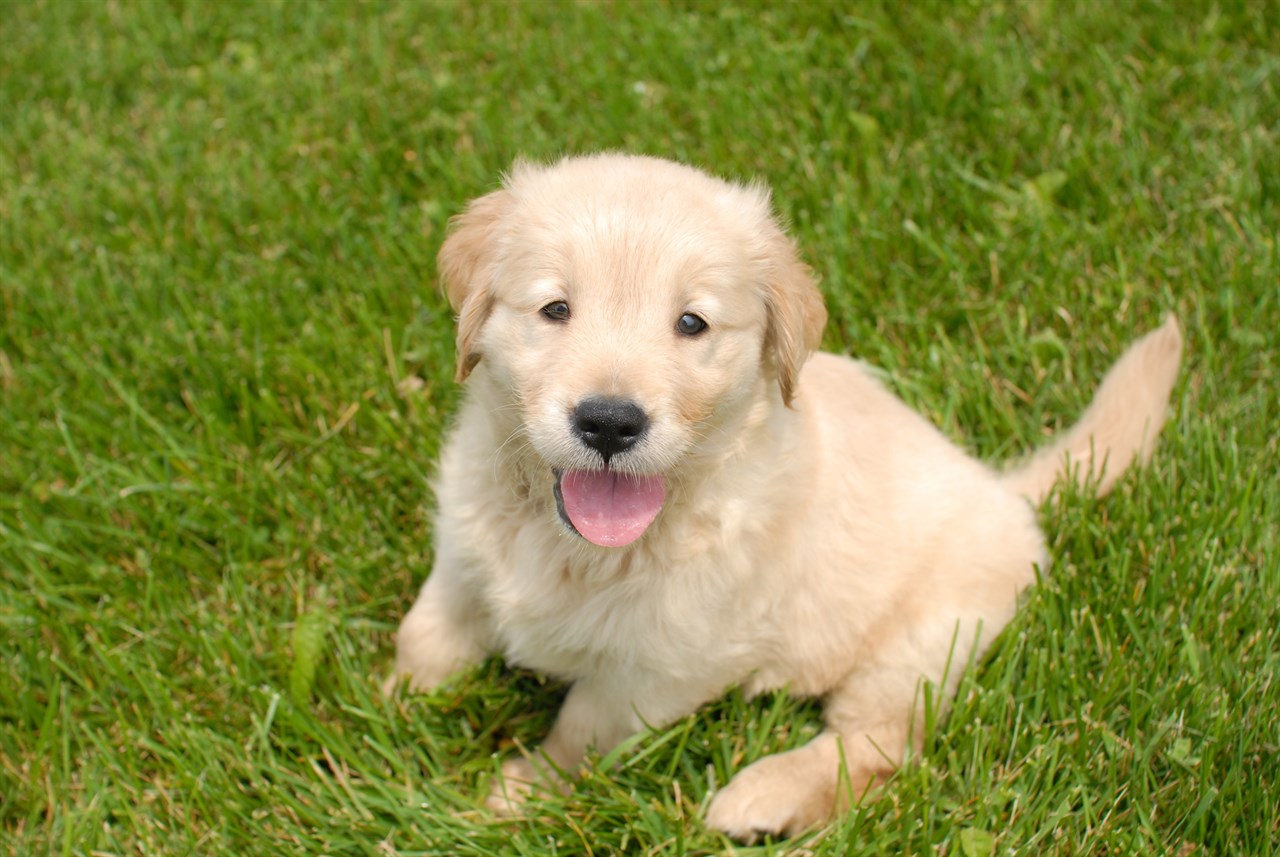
[572,397,649,465]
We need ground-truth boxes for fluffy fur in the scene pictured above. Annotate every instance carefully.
[386,153,1182,840]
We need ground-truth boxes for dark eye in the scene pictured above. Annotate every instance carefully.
[676,312,707,336]
[541,301,571,322]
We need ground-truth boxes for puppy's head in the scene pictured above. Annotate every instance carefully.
[438,154,826,547]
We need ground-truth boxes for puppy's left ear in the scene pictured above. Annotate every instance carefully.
[763,227,827,407]
[438,188,513,382]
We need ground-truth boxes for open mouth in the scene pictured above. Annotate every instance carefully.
[553,468,666,548]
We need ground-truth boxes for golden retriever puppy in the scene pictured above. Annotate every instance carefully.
[386,154,1182,840]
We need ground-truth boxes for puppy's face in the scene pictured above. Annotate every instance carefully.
[439,155,825,546]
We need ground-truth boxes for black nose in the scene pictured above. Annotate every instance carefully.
[572,397,649,465]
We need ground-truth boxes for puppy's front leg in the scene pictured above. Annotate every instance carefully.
[383,561,491,695]
[487,674,709,813]
[486,677,639,811]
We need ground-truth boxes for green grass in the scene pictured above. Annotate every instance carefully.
[1,0,1276,853]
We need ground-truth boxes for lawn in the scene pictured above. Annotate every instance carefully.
[1,1,1277,854]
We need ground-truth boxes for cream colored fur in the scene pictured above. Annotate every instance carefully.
[386,154,1183,840]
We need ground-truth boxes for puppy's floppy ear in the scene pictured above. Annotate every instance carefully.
[437,188,513,382]
[762,225,827,407]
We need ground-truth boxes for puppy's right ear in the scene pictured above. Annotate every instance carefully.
[437,189,513,382]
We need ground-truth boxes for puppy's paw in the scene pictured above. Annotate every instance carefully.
[381,644,467,697]
[385,596,485,697]
[379,664,444,698]
[485,757,538,816]
[380,671,407,698]
[706,750,834,843]
[484,755,568,816]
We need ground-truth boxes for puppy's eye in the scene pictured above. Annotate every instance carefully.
[676,312,708,336]
[541,301,571,322]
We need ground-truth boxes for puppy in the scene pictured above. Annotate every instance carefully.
[386,153,1182,840]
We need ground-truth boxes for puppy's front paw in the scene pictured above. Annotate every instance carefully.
[485,757,538,816]
[380,658,458,697]
[382,630,475,696]
[484,755,568,816]
[385,591,487,697]
[379,663,445,697]
[380,671,409,698]
[706,750,835,842]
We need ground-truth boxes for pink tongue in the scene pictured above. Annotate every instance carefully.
[559,469,666,547]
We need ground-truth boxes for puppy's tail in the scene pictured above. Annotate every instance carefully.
[1002,315,1183,505]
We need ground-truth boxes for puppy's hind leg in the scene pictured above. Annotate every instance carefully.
[707,615,991,841]
[705,673,914,842]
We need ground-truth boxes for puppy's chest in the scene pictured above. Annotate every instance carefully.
[487,548,752,682]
